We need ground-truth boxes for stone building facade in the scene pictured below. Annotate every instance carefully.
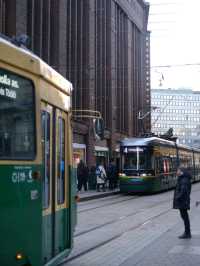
[0,0,150,168]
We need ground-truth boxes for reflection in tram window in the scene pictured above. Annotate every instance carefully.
[0,68,35,159]
[41,111,50,209]
[57,117,65,204]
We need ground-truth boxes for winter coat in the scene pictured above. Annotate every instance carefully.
[77,162,88,182]
[96,165,107,184]
[173,172,192,210]
[107,163,117,181]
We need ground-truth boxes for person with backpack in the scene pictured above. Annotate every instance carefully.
[96,161,107,192]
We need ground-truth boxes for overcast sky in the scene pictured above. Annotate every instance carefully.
[148,0,200,90]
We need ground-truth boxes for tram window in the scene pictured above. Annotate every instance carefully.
[172,158,177,170]
[139,153,146,169]
[124,155,137,169]
[0,68,35,159]
[160,158,164,172]
[41,111,50,209]
[155,158,159,173]
[155,157,164,173]
[57,117,65,204]
[123,148,152,170]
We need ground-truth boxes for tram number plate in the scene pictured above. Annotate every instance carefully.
[31,190,39,200]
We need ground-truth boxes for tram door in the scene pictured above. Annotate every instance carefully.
[41,102,69,263]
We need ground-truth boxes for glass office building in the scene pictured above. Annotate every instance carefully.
[151,88,200,148]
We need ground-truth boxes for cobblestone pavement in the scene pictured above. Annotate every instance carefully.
[60,183,200,266]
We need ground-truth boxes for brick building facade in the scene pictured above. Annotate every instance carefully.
[0,0,150,168]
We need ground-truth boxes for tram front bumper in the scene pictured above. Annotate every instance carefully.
[119,177,157,193]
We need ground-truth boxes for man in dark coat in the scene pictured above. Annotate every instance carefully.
[173,166,192,239]
[107,159,117,190]
[77,160,89,192]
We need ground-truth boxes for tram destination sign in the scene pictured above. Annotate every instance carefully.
[123,147,144,153]
[0,70,19,100]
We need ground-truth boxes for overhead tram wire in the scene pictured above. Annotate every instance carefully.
[149,2,182,6]
[148,21,176,24]
[152,95,176,127]
[149,12,176,16]
[148,2,181,25]
[151,63,200,68]
[49,64,200,73]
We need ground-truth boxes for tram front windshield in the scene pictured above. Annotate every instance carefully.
[0,68,35,159]
[122,146,152,173]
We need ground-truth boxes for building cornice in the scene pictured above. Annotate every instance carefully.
[115,0,149,32]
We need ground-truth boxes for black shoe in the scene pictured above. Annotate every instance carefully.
[178,233,192,239]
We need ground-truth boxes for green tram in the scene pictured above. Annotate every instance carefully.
[119,137,200,193]
[0,36,77,265]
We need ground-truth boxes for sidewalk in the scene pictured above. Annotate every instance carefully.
[78,188,120,202]
[121,203,200,266]
[72,187,200,266]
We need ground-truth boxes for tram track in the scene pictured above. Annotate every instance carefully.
[75,197,171,237]
[78,195,139,213]
[67,197,200,264]
[63,185,200,265]
[78,185,200,214]
[77,186,200,236]
[60,207,172,265]
[79,194,122,206]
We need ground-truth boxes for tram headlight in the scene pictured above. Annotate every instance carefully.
[119,173,126,177]
[15,252,32,265]
[15,252,23,260]
[141,173,147,177]
[141,173,152,177]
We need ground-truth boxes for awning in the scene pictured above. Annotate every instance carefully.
[73,143,86,149]
[94,146,109,157]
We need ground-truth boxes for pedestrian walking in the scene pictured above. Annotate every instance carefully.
[107,159,117,190]
[77,160,88,192]
[173,166,192,239]
[96,161,107,192]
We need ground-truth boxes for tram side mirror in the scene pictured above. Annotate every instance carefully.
[93,118,104,140]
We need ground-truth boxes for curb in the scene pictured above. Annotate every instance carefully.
[79,190,120,202]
